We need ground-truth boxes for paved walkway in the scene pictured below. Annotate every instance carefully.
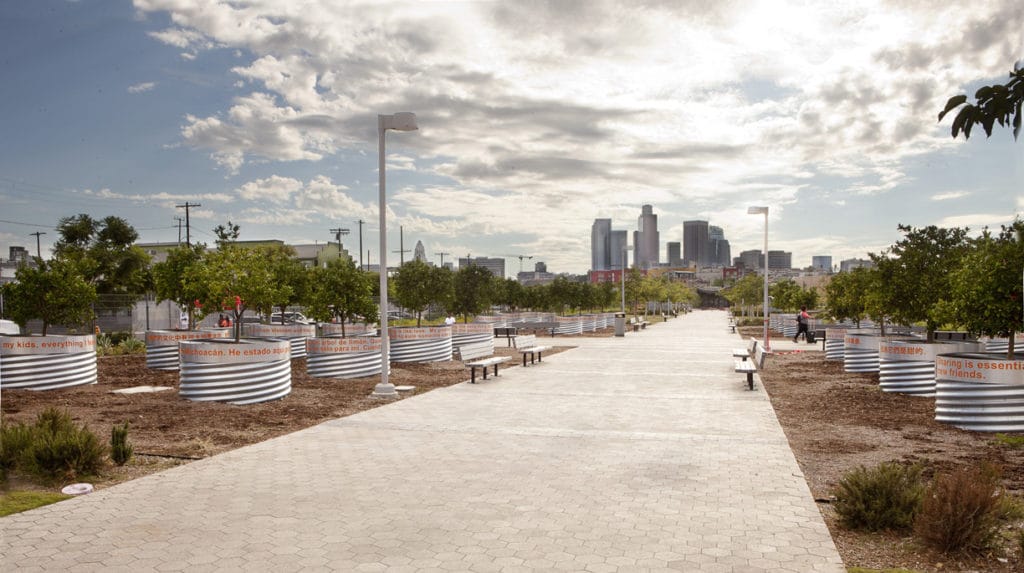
[1,309,844,572]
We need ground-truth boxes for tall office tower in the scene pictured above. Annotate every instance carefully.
[591,218,612,270]
[610,230,628,269]
[413,240,427,262]
[714,239,731,267]
[633,205,659,269]
[683,220,710,266]
[738,249,763,269]
[458,256,506,278]
[767,250,792,270]
[812,256,832,272]
[667,242,682,267]
[709,225,724,241]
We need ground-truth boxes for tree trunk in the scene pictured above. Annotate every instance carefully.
[1010,331,1016,361]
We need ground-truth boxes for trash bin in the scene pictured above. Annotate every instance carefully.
[614,313,626,337]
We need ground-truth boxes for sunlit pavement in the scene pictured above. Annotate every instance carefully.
[1,309,843,572]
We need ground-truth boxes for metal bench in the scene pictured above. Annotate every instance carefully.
[513,334,551,366]
[732,337,757,362]
[456,341,511,383]
[735,343,770,391]
[493,327,518,347]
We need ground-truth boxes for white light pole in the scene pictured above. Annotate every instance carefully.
[374,112,418,397]
[748,206,770,351]
[620,243,632,313]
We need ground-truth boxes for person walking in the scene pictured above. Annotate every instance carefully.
[794,306,811,342]
[444,313,456,326]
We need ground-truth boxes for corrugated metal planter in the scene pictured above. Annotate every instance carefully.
[145,329,232,370]
[179,339,291,405]
[451,323,493,349]
[321,322,377,337]
[306,336,383,379]
[879,340,982,396]
[935,353,1024,432]
[553,316,583,336]
[844,332,881,373]
[580,315,597,332]
[243,323,316,358]
[0,334,97,390]
[389,326,452,363]
[824,328,849,361]
[473,315,507,328]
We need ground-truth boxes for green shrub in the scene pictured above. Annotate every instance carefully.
[994,433,1024,448]
[96,333,115,356]
[34,407,77,436]
[1,422,35,484]
[117,336,145,355]
[834,462,924,531]
[110,422,133,466]
[17,408,106,482]
[914,465,1004,553]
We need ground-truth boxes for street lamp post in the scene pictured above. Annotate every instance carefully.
[620,243,632,314]
[374,112,418,397]
[747,206,770,351]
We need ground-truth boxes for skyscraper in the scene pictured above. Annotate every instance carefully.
[610,230,628,269]
[458,256,506,278]
[683,220,709,266]
[633,205,659,269]
[667,242,682,267]
[413,240,426,262]
[591,218,612,270]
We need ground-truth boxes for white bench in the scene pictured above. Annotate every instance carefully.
[732,337,757,362]
[735,343,770,391]
[514,334,551,367]
[456,341,511,384]
[628,318,649,332]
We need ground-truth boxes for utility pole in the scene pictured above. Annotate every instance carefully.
[175,217,184,245]
[30,231,46,258]
[330,227,350,260]
[176,202,201,245]
[357,219,365,270]
[392,225,411,266]
[436,252,450,267]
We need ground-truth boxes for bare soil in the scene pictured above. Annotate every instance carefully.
[4,323,1023,571]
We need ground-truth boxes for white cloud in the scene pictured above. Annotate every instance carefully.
[935,213,1017,229]
[931,190,971,201]
[127,81,156,94]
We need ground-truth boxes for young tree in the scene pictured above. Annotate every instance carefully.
[263,245,311,320]
[870,224,971,341]
[595,281,617,311]
[151,243,208,329]
[825,267,883,328]
[494,278,525,312]
[452,265,495,322]
[723,273,763,314]
[2,258,96,335]
[191,245,290,341]
[946,220,1024,359]
[624,268,644,317]
[213,220,241,246]
[306,258,377,336]
[392,260,452,326]
[52,214,151,297]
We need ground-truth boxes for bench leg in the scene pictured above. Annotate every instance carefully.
[746,372,754,391]
[537,351,543,363]
[471,367,477,384]
[522,354,527,367]
[492,364,499,377]
[482,366,489,380]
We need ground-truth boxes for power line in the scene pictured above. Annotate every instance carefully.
[175,202,201,246]
[0,218,55,229]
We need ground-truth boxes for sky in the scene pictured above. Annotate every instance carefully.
[0,0,1022,276]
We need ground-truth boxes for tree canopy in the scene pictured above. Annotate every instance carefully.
[52,214,151,297]
[2,258,96,335]
[306,258,376,335]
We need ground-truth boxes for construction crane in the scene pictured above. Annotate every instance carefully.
[435,252,450,267]
[502,254,534,273]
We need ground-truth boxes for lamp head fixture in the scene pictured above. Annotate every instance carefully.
[747,206,768,215]
[381,112,418,132]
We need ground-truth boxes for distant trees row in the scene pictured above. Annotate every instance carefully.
[1,217,699,338]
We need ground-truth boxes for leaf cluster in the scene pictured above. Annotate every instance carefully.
[939,64,1023,140]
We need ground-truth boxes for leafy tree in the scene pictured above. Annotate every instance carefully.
[151,243,208,329]
[939,63,1023,140]
[392,260,452,326]
[213,220,241,246]
[263,245,310,319]
[494,278,525,311]
[640,275,667,314]
[595,281,617,311]
[547,276,576,315]
[452,265,494,322]
[52,214,151,297]
[306,258,376,336]
[770,279,819,313]
[870,225,971,341]
[2,259,96,335]
[825,267,884,328]
[191,245,290,341]
[946,220,1024,359]
[723,273,763,312]
[624,268,645,317]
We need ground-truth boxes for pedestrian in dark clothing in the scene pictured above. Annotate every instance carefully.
[794,306,811,342]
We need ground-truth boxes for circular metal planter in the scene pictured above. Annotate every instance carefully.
[473,315,507,328]
[243,324,315,358]
[935,353,1024,432]
[879,340,982,396]
[145,329,232,370]
[388,326,453,363]
[579,315,597,332]
[321,322,377,337]
[451,323,493,349]
[179,339,291,405]
[307,336,383,379]
[0,334,97,390]
[824,327,849,361]
[844,332,882,373]
[553,316,583,336]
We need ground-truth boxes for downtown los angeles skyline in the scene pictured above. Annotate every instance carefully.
[0,1,1022,275]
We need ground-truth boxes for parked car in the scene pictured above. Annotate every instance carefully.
[270,312,313,325]
[0,319,19,334]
